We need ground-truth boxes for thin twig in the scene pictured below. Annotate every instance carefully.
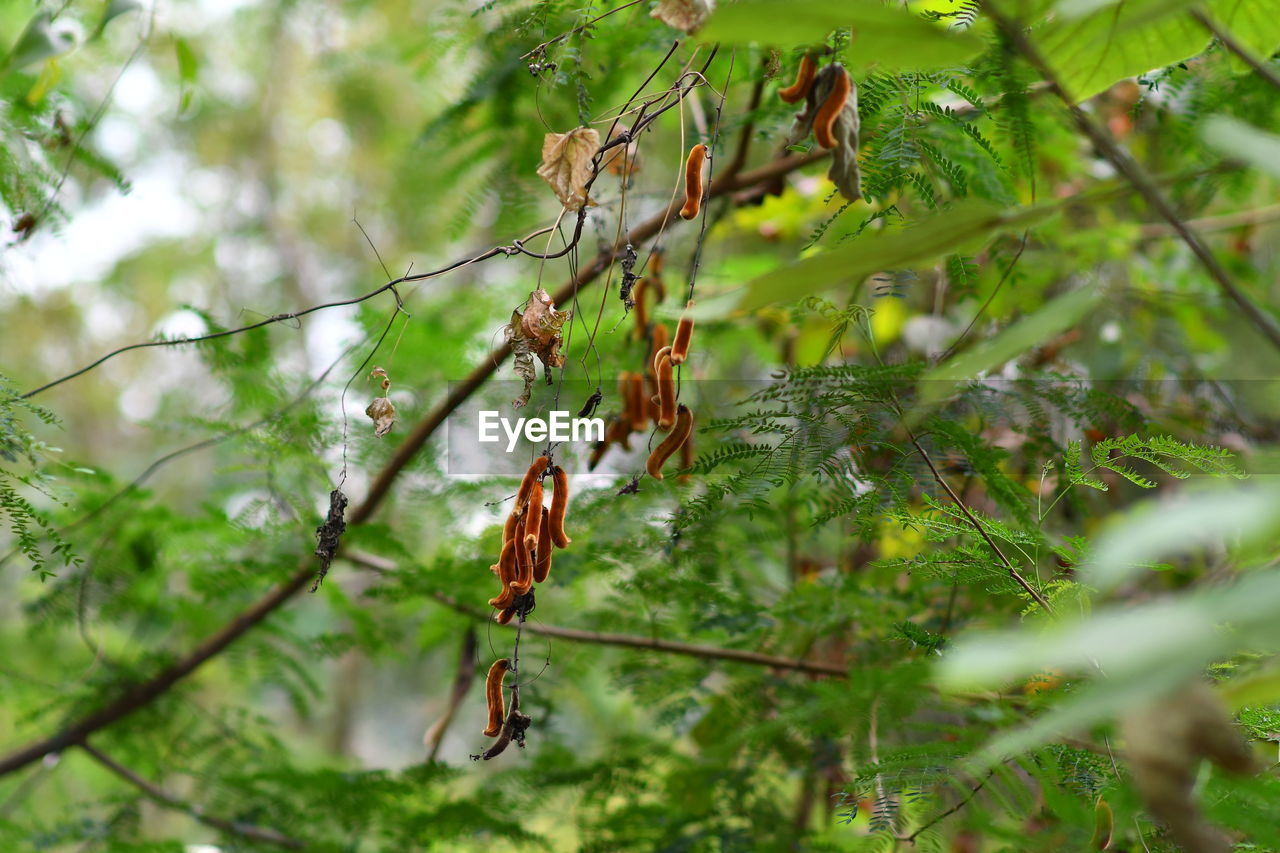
[1191,9,1280,92]
[983,0,1280,354]
[899,769,995,844]
[422,627,477,761]
[80,742,304,849]
[520,0,646,60]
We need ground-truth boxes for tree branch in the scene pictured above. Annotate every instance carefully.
[0,151,827,781]
[1191,9,1280,92]
[81,742,304,849]
[983,0,1280,354]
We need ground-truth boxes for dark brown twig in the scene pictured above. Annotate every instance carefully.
[983,0,1280,354]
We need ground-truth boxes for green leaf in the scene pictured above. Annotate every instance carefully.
[700,0,985,70]
[1083,484,1280,591]
[736,200,1053,312]
[175,37,198,114]
[915,284,1099,410]
[1202,115,1280,179]
[4,13,77,73]
[92,0,142,41]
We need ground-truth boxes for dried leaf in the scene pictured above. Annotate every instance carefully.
[651,0,715,33]
[536,127,600,211]
[365,397,396,438]
[505,291,572,408]
[787,63,861,203]
[311,489,348,592]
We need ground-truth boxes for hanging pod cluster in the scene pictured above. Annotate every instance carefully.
[487,455,572,623]
[779,55,861,203]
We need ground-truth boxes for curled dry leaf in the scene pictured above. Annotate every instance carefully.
[365,397,396,438]
[504,289,573,408]
[787,63,861,203]
[651,0,715,34]
[536,126,600,211]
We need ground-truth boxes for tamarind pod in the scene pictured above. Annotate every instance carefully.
[814,67,851,150]
[496,606,516,625]
[651,275,667,304]
[778,54,817,104]
[677,428,694,484]
[1090,797,1113,850]
[679,144,708,220]
[627,372,649,432]
[617,374,634,429]
[588,439,609,471]
[650,247,664,276]
[514,456,549,510]
[524,480,544,545]
[510,532,534,595]
[483,658,511,737]
[648,393,662,427]
[670,303,694,365]
[647,324,670,388]
[502,510,519,545]
[646,404,693,480]
[605,412,633,451]
[548,464,571,549]
[534,511,554,583]
[488,539,519,608]
[632,278,649,340]
[654,349,676,430]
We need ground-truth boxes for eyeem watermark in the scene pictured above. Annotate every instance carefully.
[478,410,605,452]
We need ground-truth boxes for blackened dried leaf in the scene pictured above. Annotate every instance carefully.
[312,488,348,592]
[365,397,396,437]
[505,290,572,408]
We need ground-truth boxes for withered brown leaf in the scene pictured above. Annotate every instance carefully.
[536,127,600,211]
[651,0,715,33]
[786,63,861,203]
[505,289,572,408]
[365,397,396,438]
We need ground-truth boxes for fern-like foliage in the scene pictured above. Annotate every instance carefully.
[1066,435,1245,491]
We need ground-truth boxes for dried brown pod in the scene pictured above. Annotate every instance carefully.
[677,427,695,484]
[483,658,511,737]
[502,510,519,545]
[646,403,693,479]
[647,324,670,386]
[510,532,534,595]
[670,303,694,365]
[1090,796,1113,850]
[495,606,516,625]
[650,247,665,276]
[548,464,571,548]
[525,479,544,543]
[778,54,817,104]
[632,278,650,340]
[488,538,519,608]
[679,143,708,220]
[605,411,633,451]
[653,347,676,430]
[515,456,549,509]
[627,372,649,432]
[533,511,554,583]
[814,67,851,149]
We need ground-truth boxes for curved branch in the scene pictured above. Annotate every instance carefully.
[0,151,825,781]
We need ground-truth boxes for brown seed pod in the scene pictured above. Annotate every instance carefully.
[496,606,516,625]
[502,510,519,545]
[670,302,694,365]
[525,479,544,544]
[488,538,519,608]
[627,372,649,432]
[778,54,818,104]
[515,456,549,508]
[548,464,571,548]
[647,324,670,387]
[632,278,650,340]
[534,510,554,583]
[617,374,635,428]
[1090,796,1113,851]
[814,67,851,150]
[650,247,665,276]
[654,347,676,430]
[677,427,695,484]
[605,411,633,451]
[679,143,708,220]
[510,532,534,595]
[646,403,693,480]
[483,658,511,737]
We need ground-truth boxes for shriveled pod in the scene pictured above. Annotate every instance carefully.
[515,456,550,508]
[646,403,694,480]
[627,372,649,432]
[533,511,554,583]
[814,66,851,150]
[778,54,817,104]
[488,538,519,609]
[653,346,676,430]
[679,144,708,220]
[483,658,512,737]
[670,302,694,365]
[548,464,571,548]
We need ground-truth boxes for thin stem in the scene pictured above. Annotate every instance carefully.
[1191,8,1280,92]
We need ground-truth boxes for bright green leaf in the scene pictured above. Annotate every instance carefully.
[1202,115,1280,179]
[701,0,985,70]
